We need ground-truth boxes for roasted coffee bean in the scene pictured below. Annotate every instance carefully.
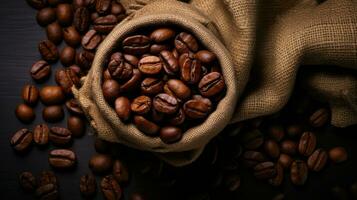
[264,139,280,159]
[113,160,129,183]
[26,0,47,10]
[49,149,76,169]
[150,28,175,43]
[223,173,240,192]
[39,40,59,62]
[175,32,199,53]
[123,54,139,66]
[36,183,58,200]
[102,79,121,103]
[76,50,94,69]
[115,97,131,121]
[298,132,316,156]
[150,44,170,54]
[160,126,182,144]
[89,154,113,174]
[19,171,37,192]
[43,105,64,122]
[82,29,102,51]
[103,69,112,81]
[183,97,212,119]
[22,84,39,106]
[164,79,191,101]
[73,0,88,9]
[286,123,303,137]
[63,26,81,47]
[153,93,178,114]
[329,147,348,163]
[133,115,160,136]
[195,50,216,64]
[108,53,133,80]
[280,140,297,155]
[39,171,57,187]
[290,160,308,185]
[141,78,164,95]
[122,35,151,55]
[60,46,76,66]
[96,0,111,15]
[278,154,293,169]
[10,128,33,152]
[111,1,125,15]
[138,56,162,75]
[94,138,111,154]
[94,15,118,34]
[242,151,266,168]
[74,7,90,33]
[101,175,122,200]
[309,108,329,128]
[66,99,84,116]
[91,12,100,22]
[56,4,73,26]
[67,116,86,137]
[30,60,51,82]
[49,127,72,145]
[241,129,264,150]
[198,72,225,97]
[172,48,179,59]
[55,68,80,94]
[131,95,151,115]
[40,86,65,105]
[46,22,63,44]
[80,174,97,198]
[268,124,285,142]
[168,108,185,126]
[34,124,50,146]
[307,148,328,171]
[253,162,276,179]
[179,53,202,84]
[120,69,142,92]
[268,163,283,186]
[15,104,36,123]
[36,8,56,26]
[160,50,179,75]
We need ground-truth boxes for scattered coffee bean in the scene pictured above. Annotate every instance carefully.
[264,139,280,159]
[10,128,33,152]
[60,46,76,66]
[253,162,276,179]
[329,147,348,163]
[280,140,297,155]
[19,171,37,192]
[15,104,36,123]
[39,170,57,186]
[36,183,59,200]
[30,60,51,82]
[49,149,77,169]
[33,124,50,146]
[49,126,72,146]
[94,138,111,154]
[65,99,84,116]
[93,14,118,34]
[290,160,308,185]
[55,68,80,94]
[242,151,266,168]
[298,132,316,156]
[309,108,329,128]
[74,7,90,33]
[56,4,73,26]
[67,116,86,137]
[101,175,122,200]
[278,153,293,169]
[43,105,64,123]
[82,29,102,51]
[80,174,97,198]
[46,22,63,45]
[160,126,182,144]
[76,50,94,69]
[22,84,39,106]
[307,148,328,172]
[268,163,284,186]
[26,0,47,10]
[36,7,56,27]
[286,123,303,137]
[89,154,113,174]
[40,85,65,105]
[63,26,81,47]
[38,40,59,62]
[268,124,285,142]
[113,160,129,183]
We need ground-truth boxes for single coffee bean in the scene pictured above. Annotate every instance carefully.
[36,183,58,200]
[55,68,80,94]
[74,7,90,33]
[195,50,216,64]
[80,174,97,198]
[253,162,276,179]
[183,97,212,119]
[94,14,118,34]
[286,123,303,137]
[94,138,111,154]
[264,139,280,159]
[133,115,160,136]
[22,84,39,106]
[160,126,182,144]
[199,72,225,97]
[168,108,185,126]
[40,85,65,105]
[38,171,57,186]
[67,116,86,137]
[91,12,100,22]
[150,28,175,43]
[298,132,316,156]
[123,54,139,66]
[290,160,308,185]
[164,79,191,101]
[49,149,76,169]
[89,154,113,174]
[153,93,178,114]
[19,171,37,192]
[60,46,76,66]
[82,29,102,51]
[101,175,122,200]
[63,26,81,47]
[278,154,293,169]
[66,99,84,116]
[112,160,129,183]
[108,52,133,80]
[122,35,151,55]
[33,124,50,146]
[46,22,63,45]
[15,103,36,123]
[96,0,111,15]
[30,60,51,82]
[179,53,202,84]
[49,126,72,145]
[242,151,266,168]
[76,50,94,69]
[138,56,162,75]
[309,108,329,128]
[268,124,285,142]
[120,69,142,92]
[103,69,112,81]
[280,140,297,155]
[115,97,131,121]
[131,95,151,115]
[329,147,348,163]
[36,8,56,27]
[111,1,125,15]
[102,79,121,103]
[38,40,59,62]
[56,4,73,26]
[160,50,179,75]
[141,77,164,96]
[10,128,33,152]
[149,44,170,54]
[241,129,264,150]
[268,163,284,186]
[307,148,328,172]
[26,0,47,10]
[43,105,64,123]
[175,32,199,53]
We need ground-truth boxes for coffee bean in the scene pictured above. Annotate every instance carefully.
[49,149,76,169]
[278,153,293,169]
[164,79,191,101]
[122,35,151,55]
[63,26,81,47]
[179,53,202,84]
[34,124,50,146]
[39,170,57,186]
[112,160,129,183]
[43,105,64,123]
[133,115,160,136]
[153,93,178,114]
[46,22,63,44]
[89,154,113,174]
[290,160,308,185]
[26,0,47,10]
[160,126,182,144]
[141,77,164,96]
[96,0,111,15]
[150,28,175,43]
[101,175,122,200]
[280,140,297,155]
[160,50,179,75]
[223,173,240,192]
[286,123,303,137]
[82,29,102,51]
[94,138,111,154]
[329,147,348,163]
[55,68,80,94]
[120,69,142,92]
[111,2,125,15]
[91,12,100,22]
[36,8,56,27]
[49,126,72,146]
[67,116,86,137]
[108,52,133,80]
[36,183,59,200]
[66,99,84,116]
[309,108,329,128]
[94,14,118,34]
[298,132,316,156]
[183,97,212,119]
[264,139,280,159]
[199,72,225,97]
[60,46,76,66]
[241,129,264,150]
[73,0,88,9]
[15,104,36,123]
[268,124,285,142]
[19,171,37,192]
[102,79,121,103]
[138,56,162,75]
[56,4,73,26]
[168,108,185,126]
[74,7,90,33]
[253,162,276,179]
[10,128,33,152]
[195,50,216,64]
[115,97,131,121]
[40,86,65,105]
[242,151,266,168]
[30,60,51,82]
[80,174,97,198]
[123,54,139,66]
[149,44,170,54]
[76,50,94,69]
[131,95,151,115]
[22,84,39,106]
[268,163,283,186]
[175,32,198,53]
[38,40,59,62]
[307,148,328,171]
[103,69,112,81]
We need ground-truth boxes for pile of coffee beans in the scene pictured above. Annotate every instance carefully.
[102,27,226,143]
[19,170,59,199]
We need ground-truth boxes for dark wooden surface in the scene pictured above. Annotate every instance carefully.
[0,1,357,200]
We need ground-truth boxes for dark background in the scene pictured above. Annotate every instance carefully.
[0,1,356,200]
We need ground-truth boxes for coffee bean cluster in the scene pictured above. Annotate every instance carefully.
[102,27,226,143]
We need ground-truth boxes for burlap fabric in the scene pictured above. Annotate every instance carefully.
[73,0,357,166]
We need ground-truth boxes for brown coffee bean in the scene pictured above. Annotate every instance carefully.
[286,123,303,137]
[101,175,122,200]
[38,171,57,187]
[66,99,84,116]
[80,174,97,198]
[115,97,131,121]
[26,0,47,10]
[138,56,162,75]
[122,35,151,55]
[307,148,328,171]
[56,4,73,26]
[42,104,63,122]
[241,129,264,150]
[179,53,202,84]
[253,162,276,179]
[76,50,94,69]
[38,40,59,62]
[168,108,185,126]
[91,12,100,22]
[112,160,129,183]
[102,79,121,103]
[108,52,133,80]
[183,97,212,119]
[46,22,63,44]
[15,104,36,123]
[63,26,81,47]
[36,8,56,27]
[141,78,163,96]
[222,173,240,192]
[159,50,179,75]
[123,54,139,66]
[264,139,280,159]
[298,132,316,156]
[153,93,178,115]
[120,69,142,92]
[133,115,160,136]
[30,60,51,82]
[164,79,191,101]
[175,32,198,53]
[94,14,118,34]
[40,85,65,105]
[103,69,112,81]
[33,124,50,146]
[159,126,182,144]
[74,7,90,33]
[329,147,348,163]
[22,84,39,106]
[268,124,285,142]
[89,154,113,174]
[10,129,33,152]
[290,160,308,185]
[268,163,283,186]
[19,171,37,192]
[111,2,125,15]
[242,151,266,168]
[49,149,76,169]
[150,28,175,43]
[55,68,80,94]
[131,95,151,115]
[60,46,76,66]
[280,140,297,155]
[73,0,88,9]
[36,183,58,200]
[49,126,72,146]
[278,154,293,169]
[199,72,225,97]
[82,29,102,51]
[96,0,111,14]
[94,138,111,154]
[195,50,216,64]
[309,108,329,128]
[67,116,86,137]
